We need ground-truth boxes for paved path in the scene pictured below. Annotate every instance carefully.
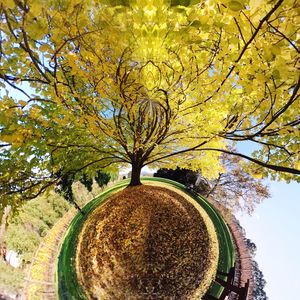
[24,181,119,300]
[25,208,76,300]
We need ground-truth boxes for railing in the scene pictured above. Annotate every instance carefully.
[25,208,76,300]
[203,265,250,300]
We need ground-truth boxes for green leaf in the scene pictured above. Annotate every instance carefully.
[191,20,202,28]
[171,0,191,7]
[228,1,244,11]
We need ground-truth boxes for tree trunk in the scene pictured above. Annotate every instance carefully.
[73,201,85,215]
[129,163,142,186]
[0,206,11,242]
[0,206,11,259]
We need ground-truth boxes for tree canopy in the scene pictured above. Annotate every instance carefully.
[0,0,299,210]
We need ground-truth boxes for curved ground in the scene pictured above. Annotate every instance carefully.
[57,178,234,299]
[76,185,218,299]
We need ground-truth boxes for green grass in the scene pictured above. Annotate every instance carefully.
[56,177,235,299]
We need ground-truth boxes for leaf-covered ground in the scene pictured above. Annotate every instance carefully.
[76,185,218,299]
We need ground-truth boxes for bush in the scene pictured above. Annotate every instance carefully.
[0,259,24,294]
[4,192,71,264]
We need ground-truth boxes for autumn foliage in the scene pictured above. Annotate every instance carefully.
[0,0,299,210]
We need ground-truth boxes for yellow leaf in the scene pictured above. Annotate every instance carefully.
[19,100,27,107]
[3,0,15,9]
[39,44,51,53]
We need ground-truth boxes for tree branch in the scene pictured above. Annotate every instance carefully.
[199,148,300,175]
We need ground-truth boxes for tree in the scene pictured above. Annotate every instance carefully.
[201,153,270,214]
[252,260,268,300]
[54,170,110,212]
[0,0,299,212]
[232,223,268,300]
[94,171,111,188]
[4,192,70,264]
[245,239,268,300]
[154,167,198,187]
[154,152,270,214]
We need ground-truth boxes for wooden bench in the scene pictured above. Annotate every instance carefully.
[203,265,250,300]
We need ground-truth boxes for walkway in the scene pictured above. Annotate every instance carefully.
[25,208,76,300]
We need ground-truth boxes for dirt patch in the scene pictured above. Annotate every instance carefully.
[76,185,216,299]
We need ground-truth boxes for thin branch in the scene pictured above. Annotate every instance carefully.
[199,148,300,175]
[144,139,209,166]
[267,20,300,53]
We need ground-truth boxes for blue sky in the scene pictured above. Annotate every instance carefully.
[238,180,300,299]
[235,141,300,299]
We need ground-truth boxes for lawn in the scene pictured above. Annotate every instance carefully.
[56,178,235,299]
